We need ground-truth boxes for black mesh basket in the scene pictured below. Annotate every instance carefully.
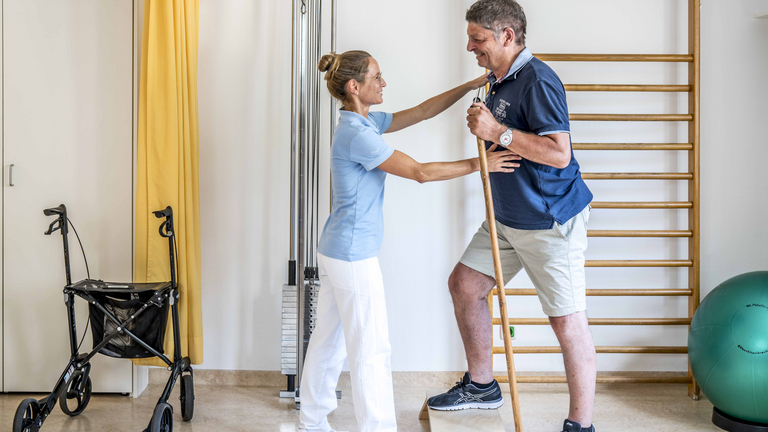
[88,290,169,359]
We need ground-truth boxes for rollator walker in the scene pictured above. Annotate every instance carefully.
[12,204,194,432]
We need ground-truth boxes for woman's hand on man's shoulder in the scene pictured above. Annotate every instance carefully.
[469,74,490,90]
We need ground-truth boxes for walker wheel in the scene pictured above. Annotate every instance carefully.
[179,374,195,421]
[59,370,92,416]
[150,402,173,432]
[13,398,41,432]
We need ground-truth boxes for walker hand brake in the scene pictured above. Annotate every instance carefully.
[45,218,62,235]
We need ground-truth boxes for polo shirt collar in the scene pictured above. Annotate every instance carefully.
[488,47,533,85]
[338,109,379,132]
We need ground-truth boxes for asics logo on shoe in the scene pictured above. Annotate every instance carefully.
[453,388,498,405]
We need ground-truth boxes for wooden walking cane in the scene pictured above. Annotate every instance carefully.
[474,83,523,432]
[418,84,523,432]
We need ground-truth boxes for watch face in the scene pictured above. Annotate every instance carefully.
[501,130,513,145]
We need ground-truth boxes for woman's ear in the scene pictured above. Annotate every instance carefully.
[346,79,359,96]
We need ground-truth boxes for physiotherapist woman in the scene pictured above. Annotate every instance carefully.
[299,50,520,432]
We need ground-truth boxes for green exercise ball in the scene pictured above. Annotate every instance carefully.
[689,271,768,424]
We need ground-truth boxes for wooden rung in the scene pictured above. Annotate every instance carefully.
[570,114,693,121]
[590,201,692,209]
[492,346,687,354]
[573,143,693,150]
[587,230,692,237]
[582,173,692,180]
[496,375,693,384]
[493,288,692,296]
[493,318,691,325]
[586,260,693,267]
[535,53,693,62]
[565,84,691,92]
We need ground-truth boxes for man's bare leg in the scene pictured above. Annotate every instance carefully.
[550,311,596,427]
[448,263,497,384]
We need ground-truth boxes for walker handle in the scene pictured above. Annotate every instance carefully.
[153,206,173,219]
[153,206,174,238]
[43,204,67,235]
[44,204,67,217]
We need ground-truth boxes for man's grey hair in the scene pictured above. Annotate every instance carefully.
[466,0,527,46]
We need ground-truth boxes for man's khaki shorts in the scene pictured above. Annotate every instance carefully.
[459,206,590,317]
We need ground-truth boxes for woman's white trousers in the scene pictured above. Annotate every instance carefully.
[299,253,397,432]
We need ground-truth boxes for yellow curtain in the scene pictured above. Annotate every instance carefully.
[134,0,203,366]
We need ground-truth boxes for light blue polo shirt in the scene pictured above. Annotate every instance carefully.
[317,110,394,262]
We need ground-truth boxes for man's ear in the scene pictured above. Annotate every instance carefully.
[502,27,516,47]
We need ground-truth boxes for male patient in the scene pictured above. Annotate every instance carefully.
[426,1,596,432]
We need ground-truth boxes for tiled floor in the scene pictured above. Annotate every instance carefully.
[3,383,722,431]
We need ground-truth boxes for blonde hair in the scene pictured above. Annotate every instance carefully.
[317,50,371,104]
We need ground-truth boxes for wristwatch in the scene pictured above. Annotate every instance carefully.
[499,128,514,147]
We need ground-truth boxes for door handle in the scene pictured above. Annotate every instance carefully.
[9,164,14,187]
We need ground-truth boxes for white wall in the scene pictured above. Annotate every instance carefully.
[197,0,294,369]
[195,0,768,373]
[700,0,768,295]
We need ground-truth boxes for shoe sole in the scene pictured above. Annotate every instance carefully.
[427,399,504,411]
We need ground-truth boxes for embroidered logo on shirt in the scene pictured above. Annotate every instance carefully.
[494,99,511,122]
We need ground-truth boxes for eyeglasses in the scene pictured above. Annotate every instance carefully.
[366,72,384,86]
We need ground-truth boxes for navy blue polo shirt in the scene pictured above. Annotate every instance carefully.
[484,47,592,229]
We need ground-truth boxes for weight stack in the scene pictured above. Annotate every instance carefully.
[281,284,298,376]
[281,279,321,378]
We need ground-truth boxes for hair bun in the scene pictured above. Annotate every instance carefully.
[318,53,338,73]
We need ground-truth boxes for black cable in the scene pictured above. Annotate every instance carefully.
[67,217,90,280]
[76,315,91,354]
[172,231,181,289]
[67,217,91,354]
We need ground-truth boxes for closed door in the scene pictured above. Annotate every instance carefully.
[3,0,134,392]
